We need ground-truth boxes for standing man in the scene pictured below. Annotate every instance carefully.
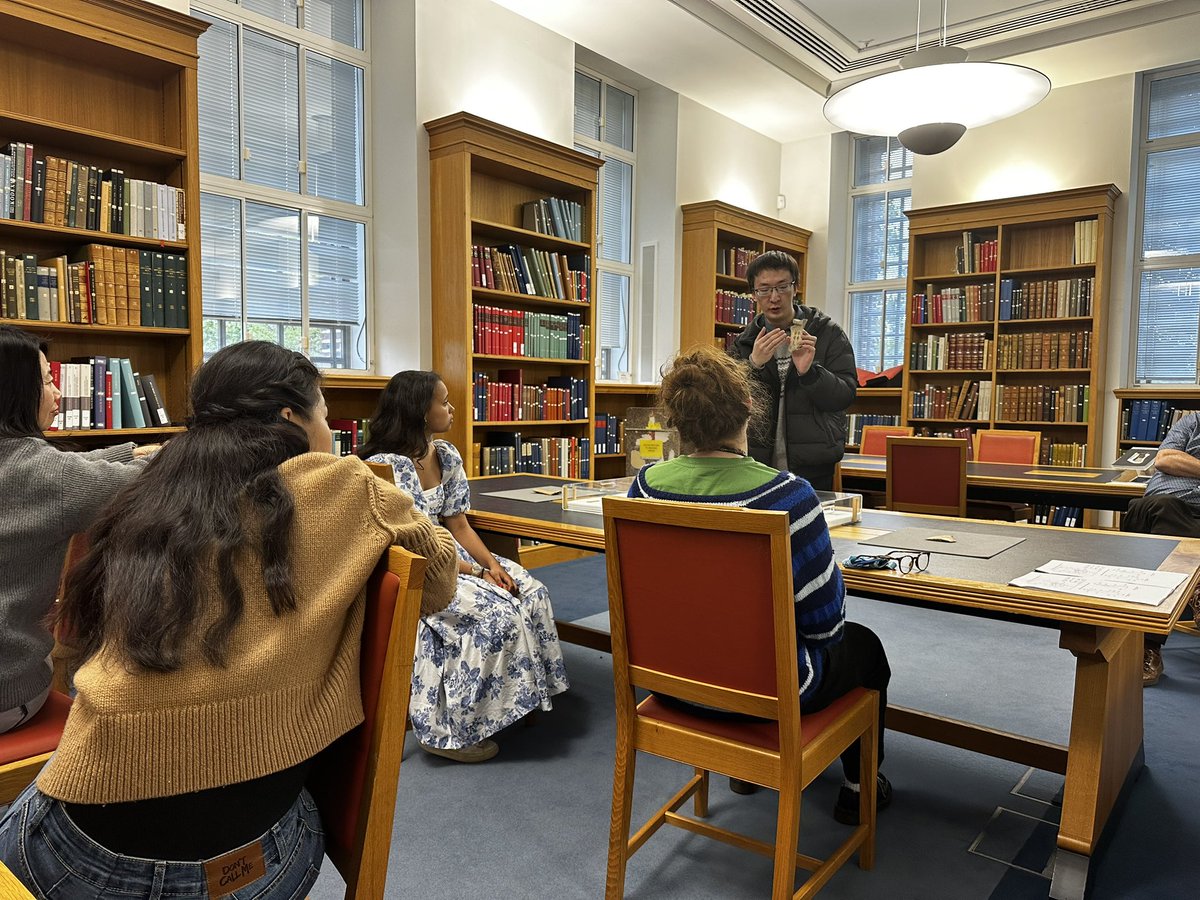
[1120,411,1200,685]
[730,250,857,490]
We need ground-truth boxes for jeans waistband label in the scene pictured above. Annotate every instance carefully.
[203,838,267,898]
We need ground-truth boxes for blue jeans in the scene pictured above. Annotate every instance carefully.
[0,782,324,900]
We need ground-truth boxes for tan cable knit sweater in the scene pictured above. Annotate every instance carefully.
[37,453,458,804]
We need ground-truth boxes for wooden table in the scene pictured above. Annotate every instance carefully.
[0,861,33,900]
[466,474,1200,899]
[837,453,1146,512]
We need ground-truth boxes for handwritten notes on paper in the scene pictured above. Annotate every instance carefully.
[1009,559,1189,606]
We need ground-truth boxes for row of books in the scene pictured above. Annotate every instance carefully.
[472,305,590,360]
[0,246,188,328]
[955,231,998,274]
[48,357,167,432]
[329,418,370,457]
[719,332,739,352]
[1031,504,1084,527]
[595,413,625,455]
[714,290,754,325]
[910,283,996,324]
[717,246,758,278]
[521,196,585,242]
[996,331,1091,370]
[472,433,591,479]
[909,332,992,371]
[2,142,186,241]
[471,373,588,422]
[847,414,901,446]
[995,383,1090,423]
[1122,400,1190,442]
[910,380,992,421]
[1041,442,1087,467]
[1073,219,1098,265]
[471,243,590,302]
[999,277,1093,320]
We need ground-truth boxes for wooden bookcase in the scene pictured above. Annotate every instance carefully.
[594,382,658,479]
[0,0,205,442]
[1113,387,1200,449]
[425,113,600,478]
[680,201,811,355]
[902,185,1119,467]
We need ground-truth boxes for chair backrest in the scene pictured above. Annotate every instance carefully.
[860,425,913,457]
[0,690,73,805]
[602,496,798,724]
[885,436,968,517]
[364,461,396,484]
[308,546,427,900]
[974,429,1041,465]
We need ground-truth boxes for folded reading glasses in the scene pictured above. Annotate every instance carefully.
[844,550,930,574]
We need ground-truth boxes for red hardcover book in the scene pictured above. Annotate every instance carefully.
[104,371,114,429]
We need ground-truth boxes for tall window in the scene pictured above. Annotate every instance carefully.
[193,1,370,369]
[574,68,636,381]
[846,136,913,373]
[1133,63,1200,384]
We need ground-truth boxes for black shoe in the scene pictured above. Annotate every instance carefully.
[729,777,759,795]
[833,773,892,826]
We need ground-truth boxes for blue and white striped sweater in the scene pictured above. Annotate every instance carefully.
[629,467,846,701]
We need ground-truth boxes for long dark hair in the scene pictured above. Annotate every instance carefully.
[358,370,441,461]
[0,324,49,439]
[59,341,323,672]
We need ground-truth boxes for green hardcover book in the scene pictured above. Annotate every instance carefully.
[163,253,178,328]
[151,251,166,328]
[139,250,153,326]
[22,254,39,320]
[173,254,188,329]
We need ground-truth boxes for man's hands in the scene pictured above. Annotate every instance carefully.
[749,326,816,376]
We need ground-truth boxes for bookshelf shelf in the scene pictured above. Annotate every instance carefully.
[596,452,624,459]
[1113,387,1200,448]
[903,185,1118,467]
[680,200,811,354]
[47,425,185,440]
[593,382,658,478]
[472,287,590,311]
[846,386,904,449]
[0,218,187,250]
[428,112,601,478]
[471,218,590,252]
[0,109,187,164]
[0,0,205,439]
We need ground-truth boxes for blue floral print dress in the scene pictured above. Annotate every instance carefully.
[369,441,569,748]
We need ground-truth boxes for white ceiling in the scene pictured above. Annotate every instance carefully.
[488,0,1200,143]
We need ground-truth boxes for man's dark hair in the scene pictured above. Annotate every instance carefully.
[746,249,800,292]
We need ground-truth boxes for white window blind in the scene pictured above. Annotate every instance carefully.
[193,0,370,370]
[847,136,912,373]
[1133,65,1200,383]
[600,158,632,264]
[574,72,601,140]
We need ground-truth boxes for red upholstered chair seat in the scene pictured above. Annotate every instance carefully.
[0,691,72,765]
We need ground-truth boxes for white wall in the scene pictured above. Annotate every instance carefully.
[676,97,781,214]
[912,74,1137,463]
[780,134,835,314]
[144,0,187,12]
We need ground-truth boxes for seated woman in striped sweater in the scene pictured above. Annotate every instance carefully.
[627,343,892,825]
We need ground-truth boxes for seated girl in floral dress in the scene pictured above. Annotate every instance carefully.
[360,371,568,762]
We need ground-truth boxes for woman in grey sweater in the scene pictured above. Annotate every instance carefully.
[0,324,153,733]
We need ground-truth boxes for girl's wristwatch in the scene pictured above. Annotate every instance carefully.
[469,562,485,577]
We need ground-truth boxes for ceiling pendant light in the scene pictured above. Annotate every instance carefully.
[823,1,1051,155]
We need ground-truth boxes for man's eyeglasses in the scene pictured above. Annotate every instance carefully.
[751,282,796,298]
[844,551,930,575]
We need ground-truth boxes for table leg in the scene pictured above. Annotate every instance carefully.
[1051,627,1144,900]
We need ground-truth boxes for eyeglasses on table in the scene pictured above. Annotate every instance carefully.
[844,550,931,574]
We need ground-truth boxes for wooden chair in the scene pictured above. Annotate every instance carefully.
[1,859,36,899]
[968,430,1042,522]
[602,496,878,899]
[885,436,968,517]
[364,460,396,484]
[308,546,427,900]
[0,690,73,805]
[859,425,913,457]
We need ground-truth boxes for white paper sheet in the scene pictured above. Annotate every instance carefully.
[1035,560,1188,590]
[1009,571,1175,606]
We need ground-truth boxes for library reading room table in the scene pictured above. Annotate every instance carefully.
[836,453,1146,512]
[466,474,1200,900]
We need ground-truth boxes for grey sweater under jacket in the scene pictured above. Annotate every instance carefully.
[0,436,143,711]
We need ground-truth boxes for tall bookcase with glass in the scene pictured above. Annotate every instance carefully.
[193,1,373,447]
[844,137,913,446]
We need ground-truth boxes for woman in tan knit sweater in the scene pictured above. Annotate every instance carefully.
[0,341,458,900]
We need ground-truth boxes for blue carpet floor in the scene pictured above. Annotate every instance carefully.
[303,553,1199,899]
